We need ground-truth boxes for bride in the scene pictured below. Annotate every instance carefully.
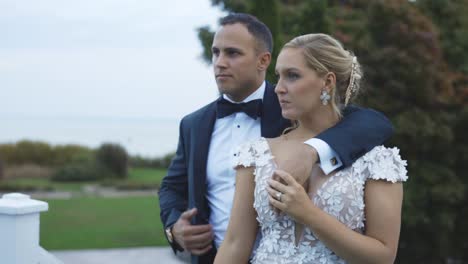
[214,33,408,264]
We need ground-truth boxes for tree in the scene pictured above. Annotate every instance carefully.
[96,143,128,178]
[197,0,468,262]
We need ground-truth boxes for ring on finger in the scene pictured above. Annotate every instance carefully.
[275,192,283,202]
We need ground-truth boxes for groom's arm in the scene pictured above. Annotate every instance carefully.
[313,105,394,172]
[273,106,393,186]
[158,119,189,252]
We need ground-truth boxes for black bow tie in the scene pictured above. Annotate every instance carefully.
[216,98,263,119]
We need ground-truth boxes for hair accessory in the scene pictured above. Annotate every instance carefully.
[345,56,362,106]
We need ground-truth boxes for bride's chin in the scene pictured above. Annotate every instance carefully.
[281,111,298,120]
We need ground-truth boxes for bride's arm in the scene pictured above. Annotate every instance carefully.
[214,167,259,264]
[268,171,402,264]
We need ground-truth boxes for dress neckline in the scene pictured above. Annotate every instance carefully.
[259,136,344,247]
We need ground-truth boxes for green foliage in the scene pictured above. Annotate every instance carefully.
[0,156,3,179]
[417,0,468,74]
[200,0,468,262]
[51,163,108,182]
[249,0,281,82]
[0,140,53,166]
[3,167,166,192]
[96,143,128,178]
[197,26,215,64]
[129,152,175,169]
[0,141,94,167]
[52,145,95,166]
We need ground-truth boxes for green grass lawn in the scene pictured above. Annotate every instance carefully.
[41,196,168,250]
[0,167,167,192]
[127,167,166,183]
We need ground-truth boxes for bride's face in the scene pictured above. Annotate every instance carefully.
[274,48,325,120]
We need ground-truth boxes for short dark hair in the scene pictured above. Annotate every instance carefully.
[219,13,273,53]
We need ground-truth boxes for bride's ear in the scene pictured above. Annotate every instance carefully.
[324,72,336,91]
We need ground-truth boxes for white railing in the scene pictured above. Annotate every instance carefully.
[0,193,62,264]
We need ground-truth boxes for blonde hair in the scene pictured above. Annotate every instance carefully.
[282,33,363,118]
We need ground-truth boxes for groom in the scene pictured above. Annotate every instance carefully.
[159,13,393,264]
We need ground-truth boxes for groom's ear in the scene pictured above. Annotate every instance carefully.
[257,52,271,71]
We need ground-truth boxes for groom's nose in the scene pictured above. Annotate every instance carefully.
[214,52,228,69]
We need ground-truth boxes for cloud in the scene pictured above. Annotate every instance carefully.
[0,0,225,119]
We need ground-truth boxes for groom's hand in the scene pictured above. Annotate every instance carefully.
[172,208,214,256]
[275,142,317,185]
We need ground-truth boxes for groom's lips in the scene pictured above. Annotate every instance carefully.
[216,74,232,79]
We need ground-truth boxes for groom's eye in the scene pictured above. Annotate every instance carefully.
[226,49,241,57]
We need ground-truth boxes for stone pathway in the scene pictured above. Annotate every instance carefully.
[51,247,190,264]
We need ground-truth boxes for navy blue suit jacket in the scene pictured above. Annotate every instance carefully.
[158,82,393,264]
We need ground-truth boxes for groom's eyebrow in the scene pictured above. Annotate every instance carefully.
[224,47,243,54]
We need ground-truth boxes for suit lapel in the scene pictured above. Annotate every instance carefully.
[192,101,217,224]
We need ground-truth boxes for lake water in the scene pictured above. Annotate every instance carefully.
[0,116,180,158]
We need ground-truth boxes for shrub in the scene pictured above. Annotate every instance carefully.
[4,164,54,179]
[129,152,176,169]
[51,145,95,166]
[51,163,108,182]
[159,152,176,169]
[0,140,53,166]
[96,143,128,178]
[0,141,94,167]
[0,157,3,180]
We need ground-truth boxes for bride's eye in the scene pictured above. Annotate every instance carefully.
[287,72,300,80]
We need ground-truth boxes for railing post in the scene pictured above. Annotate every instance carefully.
[0,193,62,264]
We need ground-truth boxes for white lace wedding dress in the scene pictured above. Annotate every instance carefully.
[234,137,408,264]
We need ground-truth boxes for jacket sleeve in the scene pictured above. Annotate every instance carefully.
[315,105,394,168]
[158,118,189,251]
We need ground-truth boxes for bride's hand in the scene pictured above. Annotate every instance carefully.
[274,143,317,186]
[267,170,314,222]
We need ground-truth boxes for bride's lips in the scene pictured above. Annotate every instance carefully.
[279,99,290,106]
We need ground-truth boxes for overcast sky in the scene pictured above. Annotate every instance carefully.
[0,0,225,120]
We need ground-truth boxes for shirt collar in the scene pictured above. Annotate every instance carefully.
[222,81,265,104]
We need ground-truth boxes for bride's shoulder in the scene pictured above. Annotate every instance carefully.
[234,137,272,168]
[353,145,408,183]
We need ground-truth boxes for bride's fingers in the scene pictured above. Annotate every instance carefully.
[267,178,288,193]
[274,170,298,186]
[266,186,280,198]
[266,187,282,214]
[269,195,285,211]
[272,170,288,185]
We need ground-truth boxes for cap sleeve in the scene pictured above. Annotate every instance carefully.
[355,146,408,183]
[233,137,272,169]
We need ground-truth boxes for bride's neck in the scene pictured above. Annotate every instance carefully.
[287,107,340,140]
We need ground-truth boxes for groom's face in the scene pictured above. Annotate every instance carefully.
[211,23,262,102]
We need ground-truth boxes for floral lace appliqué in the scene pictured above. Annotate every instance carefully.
[234,140,408,264]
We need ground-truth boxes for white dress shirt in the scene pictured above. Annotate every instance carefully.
[205,81,342,248]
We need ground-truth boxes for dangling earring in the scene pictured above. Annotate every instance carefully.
[320,89,330,105]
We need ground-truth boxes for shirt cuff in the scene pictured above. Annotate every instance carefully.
[304,138,343,175]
